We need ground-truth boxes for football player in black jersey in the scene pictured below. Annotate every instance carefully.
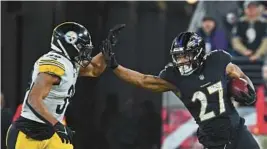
[102,32,260,149]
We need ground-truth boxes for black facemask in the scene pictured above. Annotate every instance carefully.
[74,43,93,67]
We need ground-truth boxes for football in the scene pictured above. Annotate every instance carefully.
[229,78,249,97]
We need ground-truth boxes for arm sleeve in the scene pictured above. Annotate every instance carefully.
[254,25,267,57]
[254,38,267,57]
[231,23,248,54]
[231,23,241,38]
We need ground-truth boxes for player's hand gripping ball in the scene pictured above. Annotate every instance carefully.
[230,78,248,96]
[229,78,255,105]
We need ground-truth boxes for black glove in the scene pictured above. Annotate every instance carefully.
[243,84,256,105]
[232,85,256,105]
[100,24,125,69]
[54,122,74,144]
[108,52,118,69]
[101,39,118,69]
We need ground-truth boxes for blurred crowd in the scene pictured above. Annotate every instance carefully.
[197,1,267,62]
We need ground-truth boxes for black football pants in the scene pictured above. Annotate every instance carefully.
[205,126,260,149]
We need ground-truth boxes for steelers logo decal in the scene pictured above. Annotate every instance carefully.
[64,31,78,44]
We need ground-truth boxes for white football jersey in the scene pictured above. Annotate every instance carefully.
[21,51,80,124]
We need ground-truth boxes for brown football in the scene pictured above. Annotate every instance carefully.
[229,78,249,97]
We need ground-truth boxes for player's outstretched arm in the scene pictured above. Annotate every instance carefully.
[113,65,176,92]
[79,52,106,77]
[100,40,175,92]
[27,73,60,126]
[79,24,125,77]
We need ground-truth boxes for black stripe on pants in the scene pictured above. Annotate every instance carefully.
[6,125,19,149]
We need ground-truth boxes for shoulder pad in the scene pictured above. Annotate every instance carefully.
[164,62,174,69]
[205,49,231,59]
[205,50,232,68]
[159,62,175,78]
[37,54,66,77]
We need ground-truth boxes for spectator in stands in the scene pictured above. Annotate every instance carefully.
[197,16,228,53]
[231,1,267,61]
[260,1,267,19]
[1,92,13,149]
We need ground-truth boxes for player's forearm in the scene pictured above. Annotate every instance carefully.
[80,52,107,77]
[28,96,58,126]
[90,52,107,76]
[113,65,146,87]
[113,65,171,92]
[254,38,267,58]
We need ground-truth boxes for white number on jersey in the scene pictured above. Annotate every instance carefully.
[191,81,226,121]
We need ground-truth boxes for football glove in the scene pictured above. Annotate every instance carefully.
[54,122,74,144]
[232,85,256,105]
[108,24,126,46]
[243,84,256,105]
[100,24,125,69]
[101,39,118,69]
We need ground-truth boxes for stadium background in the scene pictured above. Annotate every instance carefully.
[1,1,267,149]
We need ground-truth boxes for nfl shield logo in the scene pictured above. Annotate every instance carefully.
[199,74,205,80]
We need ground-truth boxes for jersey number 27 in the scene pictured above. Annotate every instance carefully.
[191,81,225,121]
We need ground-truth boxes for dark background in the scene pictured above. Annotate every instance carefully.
[1,1,192,149]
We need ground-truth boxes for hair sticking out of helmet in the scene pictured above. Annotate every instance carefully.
[51,22,94,68]
[170,32,205,76]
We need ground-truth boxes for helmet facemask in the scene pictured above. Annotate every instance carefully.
[171,47,199,76]
[73,42,94,68]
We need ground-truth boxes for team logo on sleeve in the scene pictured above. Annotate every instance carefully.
[199,74,205,80]
[64,31,78,44]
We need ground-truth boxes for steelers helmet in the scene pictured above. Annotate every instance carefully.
[51,22,93,67]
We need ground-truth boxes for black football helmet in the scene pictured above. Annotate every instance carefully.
[170,32,205,76]
[51,22,93,67]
